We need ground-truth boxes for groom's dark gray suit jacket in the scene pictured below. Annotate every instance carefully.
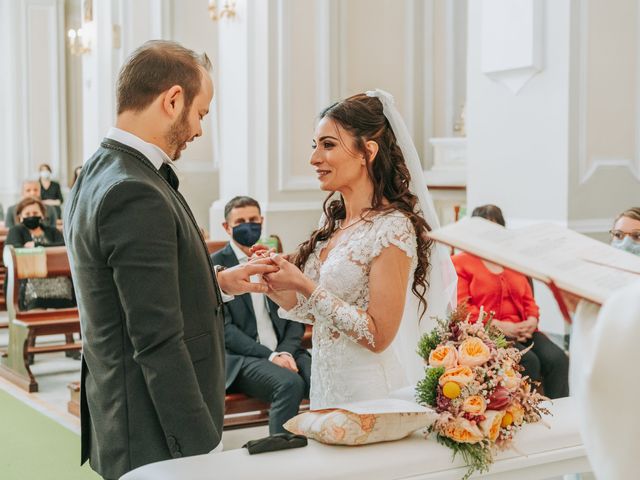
[63,139,225,479]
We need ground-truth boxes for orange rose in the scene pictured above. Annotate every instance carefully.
[462,395,487,415]
[507,403,525,426]
[502,364,521,391]
[428,344,458,369]
[457,337,491,367]
[479,410,505,442]
[442,417,484,444]
[438,366,475,386]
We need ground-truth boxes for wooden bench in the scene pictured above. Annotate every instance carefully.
[1,245,81,392]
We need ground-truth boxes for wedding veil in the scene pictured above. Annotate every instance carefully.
[366,89,458,385]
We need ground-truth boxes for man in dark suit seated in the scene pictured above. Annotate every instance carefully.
[211,196,311,434]
[5,179,59,228]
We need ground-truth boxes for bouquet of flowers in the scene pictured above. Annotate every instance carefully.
[416,305,549,479]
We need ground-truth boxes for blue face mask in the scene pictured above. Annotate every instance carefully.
[232,222,262,247]
[612,236,640,256]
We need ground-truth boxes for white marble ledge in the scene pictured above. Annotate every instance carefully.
[122,396,590,480]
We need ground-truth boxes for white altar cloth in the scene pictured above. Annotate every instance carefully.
[122,397,589,480]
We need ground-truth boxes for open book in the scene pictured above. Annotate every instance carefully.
[428,217,640,305]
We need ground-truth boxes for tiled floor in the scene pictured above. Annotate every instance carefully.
[0,314,266,449]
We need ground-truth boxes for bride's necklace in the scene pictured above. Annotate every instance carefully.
[338,214,367,231]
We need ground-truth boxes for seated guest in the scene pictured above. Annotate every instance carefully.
[452,204,569,398]
[5,179,59,228]
[610,207,640,256]
[5,197,64,248]
[211,196,311,434]
[38,163,64,217]
[5,197,74,315]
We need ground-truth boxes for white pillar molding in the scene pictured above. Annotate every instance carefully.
[445,0,468,138]
[209,0,271,239]
[0,0,67,208]
[481,0,543,95]
[0,0,25,206]
[404,0,433,167]
[80,0,118,161]
[575,0,640,184]
[209,0,328,244]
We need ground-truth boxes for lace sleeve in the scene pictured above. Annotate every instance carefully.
[278,292,315,325]
[371,213,416,260]
[306,286,376,347]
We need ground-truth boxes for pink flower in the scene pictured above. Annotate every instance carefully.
[487,386,511,411]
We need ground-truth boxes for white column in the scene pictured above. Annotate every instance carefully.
[466,0,571,335]
[209,0,326,248]
[80,0,118,161]
[0,0,67,210]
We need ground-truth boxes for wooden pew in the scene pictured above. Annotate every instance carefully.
[1,245,81,392]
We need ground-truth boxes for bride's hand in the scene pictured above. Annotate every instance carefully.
[264,254,316,297]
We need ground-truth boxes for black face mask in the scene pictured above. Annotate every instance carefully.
[232,222,262,247]
[22,216,43,230]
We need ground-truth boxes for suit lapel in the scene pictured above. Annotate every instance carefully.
[101,140,223,306]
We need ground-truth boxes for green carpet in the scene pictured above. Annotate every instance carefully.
[0,389,100,480]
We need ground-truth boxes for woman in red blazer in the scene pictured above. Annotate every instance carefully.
[452,205,569,399]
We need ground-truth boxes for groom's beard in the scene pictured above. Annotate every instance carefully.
[166,108,191,161]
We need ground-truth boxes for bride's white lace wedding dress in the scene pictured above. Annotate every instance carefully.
[280,211,424,409]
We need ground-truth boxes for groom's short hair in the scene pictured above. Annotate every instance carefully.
[116,40,212,115]
[224,196,261,221]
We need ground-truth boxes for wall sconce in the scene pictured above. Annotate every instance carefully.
[67,26,91,56]
[208,0,236,21]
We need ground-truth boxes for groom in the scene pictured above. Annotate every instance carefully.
[64,41,278,480]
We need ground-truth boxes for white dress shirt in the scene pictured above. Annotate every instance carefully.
[105,127,233,302]
[107,127,174,170]
[229,241,287,361]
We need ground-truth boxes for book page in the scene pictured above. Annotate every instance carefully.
[428,218,640,304]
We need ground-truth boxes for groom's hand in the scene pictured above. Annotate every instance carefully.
[217,259,279,295]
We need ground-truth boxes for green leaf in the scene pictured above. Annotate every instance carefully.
[416,366,444,407]
[417,330,442,361]
[436,434,494,480]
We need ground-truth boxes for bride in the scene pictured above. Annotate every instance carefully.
[264,90,457,409]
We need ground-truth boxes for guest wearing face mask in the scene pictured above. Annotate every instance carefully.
[38,163,64,218]
[210,196,311,435]
[4,179,59,228]
[610,207,640,256]
[4,197,73,314]
[5,197,64,248]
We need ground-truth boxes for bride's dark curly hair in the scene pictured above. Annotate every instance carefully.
[291,93,433,317]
